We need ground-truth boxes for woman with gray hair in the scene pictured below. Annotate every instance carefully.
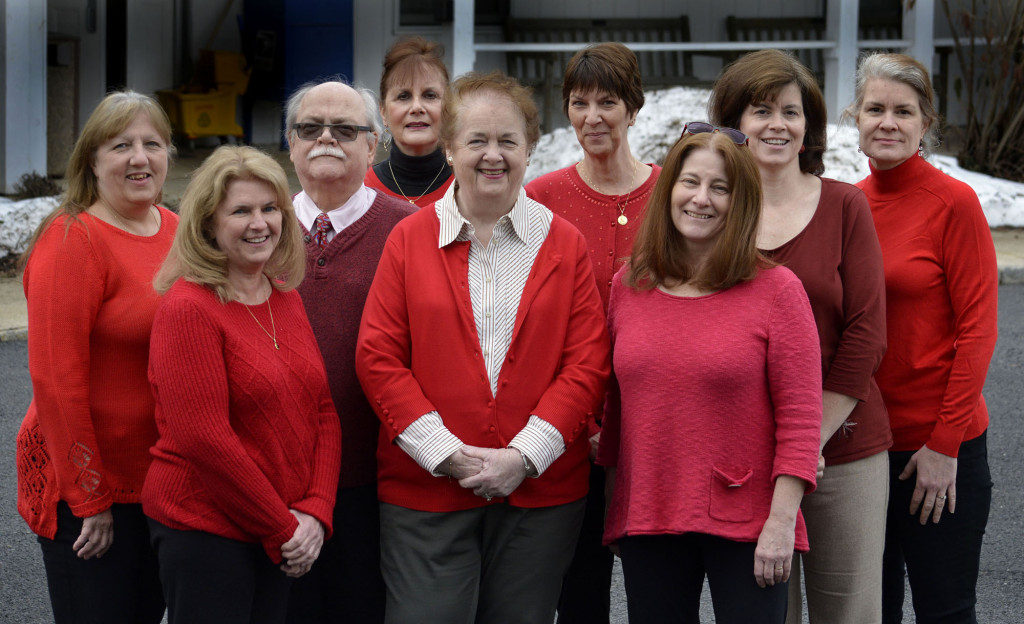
[847,52,997,623]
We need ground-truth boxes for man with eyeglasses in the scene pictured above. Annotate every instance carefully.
[284,79,415,624]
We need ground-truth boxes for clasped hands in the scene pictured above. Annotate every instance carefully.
[445,445,528,501]
[280,509,325,578]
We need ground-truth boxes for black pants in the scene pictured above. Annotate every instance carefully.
[38,502,164,624]
[148,519,293,624]
[619,533,789,624]
[556,464,614,624]
[882,431,992,624]
[286,484,385,624]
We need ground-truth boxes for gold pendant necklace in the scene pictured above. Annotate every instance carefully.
[244,292,279,350]
[578,159,638,225]
[389,159,447,205]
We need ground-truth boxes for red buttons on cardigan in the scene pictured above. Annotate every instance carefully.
[608,250,613,256]
[501,380,508,387]
[487,401,494,408]
[383,409,389,416]
[507,354,515,362]
[387,418,394,425]
[317,257,326,266]
[489,425,496,432]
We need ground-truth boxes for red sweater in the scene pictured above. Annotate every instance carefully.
[143,280,341,563]
[526,163,661,309]
[763,178,891,464]
[857,155,998,457]
[597,266,821,550]
[355,207,611,512]
[17,209,177,539]
[297,192,415,488]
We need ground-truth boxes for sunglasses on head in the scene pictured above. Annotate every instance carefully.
[682,122,748,145]
[292,122,373,142]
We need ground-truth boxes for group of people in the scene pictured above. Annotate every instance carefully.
[15,33,996,624]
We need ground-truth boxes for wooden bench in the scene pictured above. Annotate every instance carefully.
[725,16,829,84]
[504,17,697,131]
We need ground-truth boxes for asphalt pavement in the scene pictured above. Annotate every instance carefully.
[1,287,1023,622]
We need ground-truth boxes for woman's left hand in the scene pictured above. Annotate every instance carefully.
[457,446,527,500]
[899,444,957,525]
[754,515,796,588]
[280,510,325,578]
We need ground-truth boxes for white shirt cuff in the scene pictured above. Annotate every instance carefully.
[509,416,564,477]
[396,412,464,476]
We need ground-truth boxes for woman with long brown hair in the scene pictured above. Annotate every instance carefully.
[598,128,821,623]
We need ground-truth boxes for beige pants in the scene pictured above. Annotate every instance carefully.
[787,451,889,624]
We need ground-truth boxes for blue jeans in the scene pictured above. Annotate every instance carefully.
[882,431,992,624]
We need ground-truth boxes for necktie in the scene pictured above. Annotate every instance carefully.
[312,213,332,249]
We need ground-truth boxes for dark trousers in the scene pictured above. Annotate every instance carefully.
[619,533,789,624]
[38,502,164,624]
[556,465,613,624]
[148,519,293,624]
[882,431,992,624]
[379,499,585,624]
[286,484,385,624]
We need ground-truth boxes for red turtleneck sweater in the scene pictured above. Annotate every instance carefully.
[856,154,997,457]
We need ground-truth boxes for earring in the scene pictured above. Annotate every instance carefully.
[381,125,392,152]
[857,146,863,154]
[799,144,806,154]
[918,140,924,157]
[446,155,454,165]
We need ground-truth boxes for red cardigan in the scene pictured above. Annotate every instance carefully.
[355,206,611,512]
[143,280,341,563]
[857,154,998,456]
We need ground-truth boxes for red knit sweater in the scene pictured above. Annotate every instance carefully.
[526,163,661,309]
[355,207,610,512]
[856,154,998,456]
[597,266,822,550]
[143,280,341,564]
[17,209,177,539]
[297,192,415,488]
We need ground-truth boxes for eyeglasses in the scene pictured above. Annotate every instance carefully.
[292,122,373,142]
[682,122,748,145]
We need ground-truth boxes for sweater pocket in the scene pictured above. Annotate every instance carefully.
[709,466,753,523]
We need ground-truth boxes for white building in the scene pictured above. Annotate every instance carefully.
[0,0,970,193]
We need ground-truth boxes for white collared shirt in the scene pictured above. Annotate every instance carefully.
[397,183,564,478]
[293,185,377,241]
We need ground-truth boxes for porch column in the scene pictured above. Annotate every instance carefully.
[824,0,859,123]
[0,0,47,194]
[450,0,476,78]
[903,0,935,75]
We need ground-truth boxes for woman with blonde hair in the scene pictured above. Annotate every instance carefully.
[16,89,176,624]
[598,128,822,623]
[144,145,340,624]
